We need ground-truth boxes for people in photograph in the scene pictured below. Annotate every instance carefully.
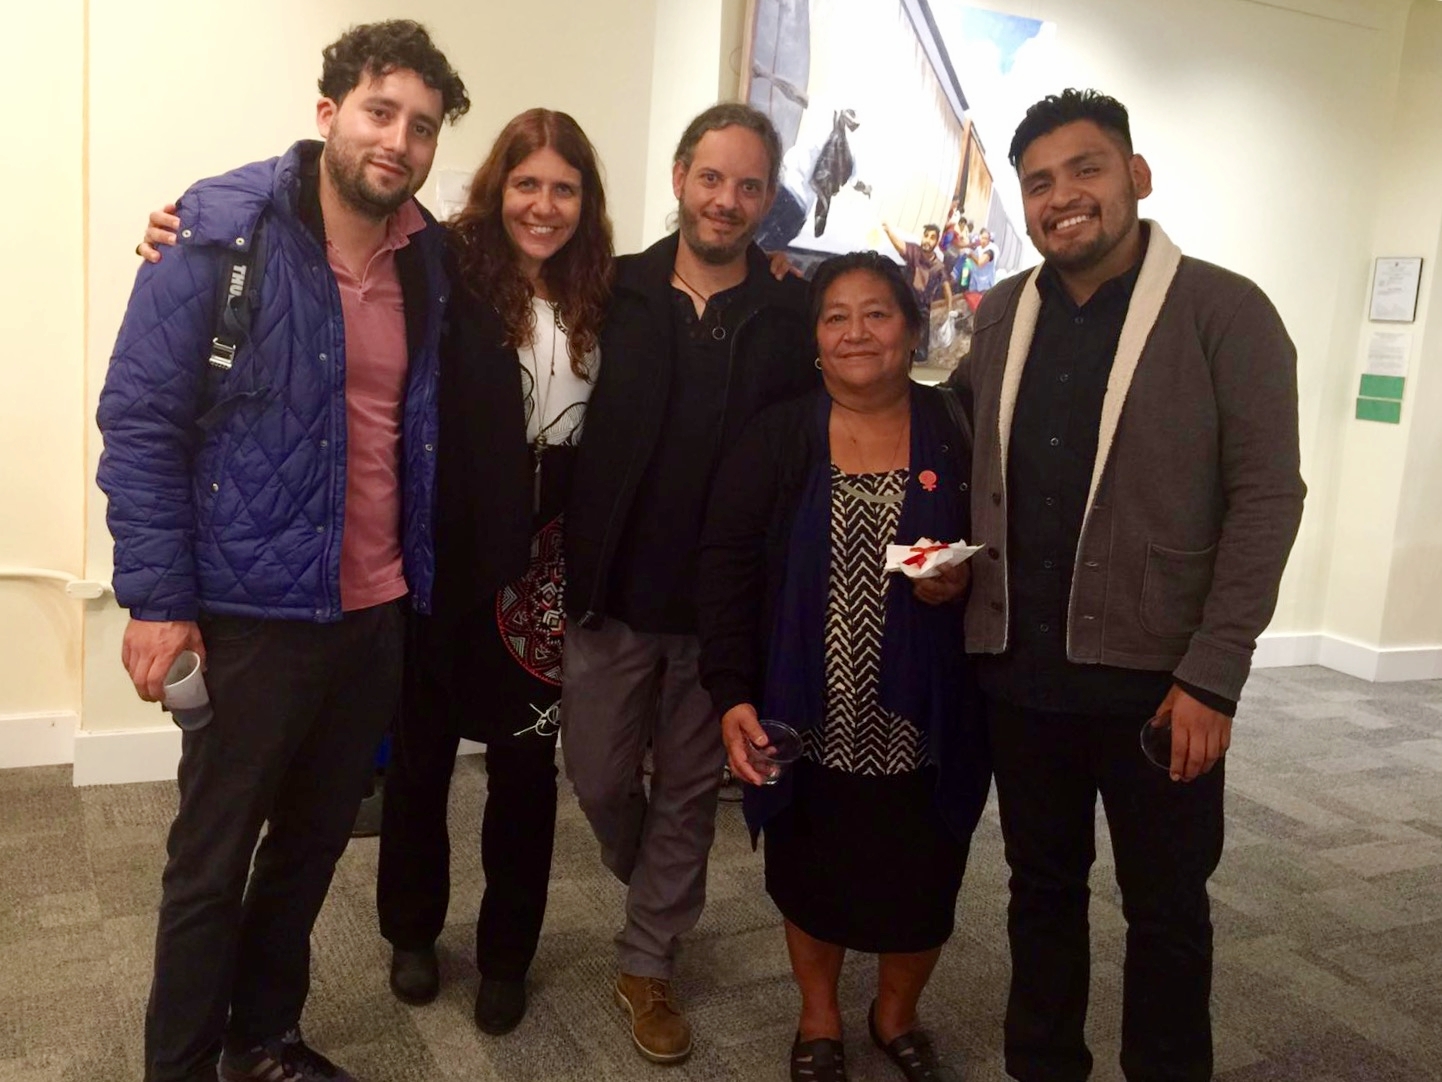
[953,88,1304,1081]
[698,251,990,1082]
[963,228,999,292]
[560,102,816,1065]
[98,20,467,1082]
[882,221,952,362]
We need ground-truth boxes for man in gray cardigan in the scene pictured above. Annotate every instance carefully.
[957,90,1304,1081]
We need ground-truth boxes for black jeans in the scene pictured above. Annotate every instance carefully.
[987,698,1224,1082]
[144,602,403,1082]
[376,625,559,981]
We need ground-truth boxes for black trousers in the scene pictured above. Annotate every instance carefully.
[145,602,403,1082]
[376,620,559,981]
[987,698,1224,1082]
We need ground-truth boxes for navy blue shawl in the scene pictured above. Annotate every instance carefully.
[745,388,987,841]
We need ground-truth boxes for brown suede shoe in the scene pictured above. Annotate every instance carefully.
[614,972,693,1063]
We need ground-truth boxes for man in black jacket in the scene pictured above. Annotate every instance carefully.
[562,103,815,1064]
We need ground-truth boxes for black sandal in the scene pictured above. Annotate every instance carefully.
[867,1001,961,1081]
[791,1033,847,1081]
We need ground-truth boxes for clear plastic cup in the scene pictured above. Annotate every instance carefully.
[1140,713,1172,770]
[744,720,803,785]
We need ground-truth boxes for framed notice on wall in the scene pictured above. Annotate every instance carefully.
[1368,257,1423,323]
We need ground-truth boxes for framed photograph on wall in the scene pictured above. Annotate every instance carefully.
[1368,257,1423,323]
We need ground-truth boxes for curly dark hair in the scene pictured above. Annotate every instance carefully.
[1008,88,1131,170]
[319,20,470,124]
[809,251,925,340]
[449,109,614,377]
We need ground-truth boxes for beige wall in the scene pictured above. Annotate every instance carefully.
[1354,0,1442,649]
[0,1,86,727]
[3,0,1440,764]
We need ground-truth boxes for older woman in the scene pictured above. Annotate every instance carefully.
[698,252,990,1082]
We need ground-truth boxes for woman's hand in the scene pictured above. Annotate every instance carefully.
[913,560,970,606]
[137,204,181,263]
[721,702,770,786]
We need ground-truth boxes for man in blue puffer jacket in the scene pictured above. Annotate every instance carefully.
[96,21,467,1082]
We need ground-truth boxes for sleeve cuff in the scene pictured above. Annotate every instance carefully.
[1173,677,1237,718]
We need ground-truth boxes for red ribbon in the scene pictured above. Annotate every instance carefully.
[902,543,947,567]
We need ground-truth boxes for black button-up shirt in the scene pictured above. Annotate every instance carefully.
[977,254,1180,717]
[606,277,756,634]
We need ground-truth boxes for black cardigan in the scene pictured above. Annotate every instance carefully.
[696,384,972,718]
[428,276,533,622]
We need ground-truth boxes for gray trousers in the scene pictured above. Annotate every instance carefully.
[560,618,724,978]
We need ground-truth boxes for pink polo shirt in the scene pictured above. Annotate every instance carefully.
[330,199,425,612]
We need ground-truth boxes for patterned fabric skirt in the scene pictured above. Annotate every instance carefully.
[763,758,969,953]
[443,514,565,747]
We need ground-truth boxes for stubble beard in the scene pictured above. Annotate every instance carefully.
[1041,188,1139,274]
[323,136,415,222]
[678,200,752,266]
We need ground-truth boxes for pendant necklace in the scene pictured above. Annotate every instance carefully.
[532,301,562,513]
[672,267,712,309]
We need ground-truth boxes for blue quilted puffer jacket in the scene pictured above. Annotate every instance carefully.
[97,140,448,622]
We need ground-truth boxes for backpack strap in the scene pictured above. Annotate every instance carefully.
[937,383,974,455]
[208,217,267,373]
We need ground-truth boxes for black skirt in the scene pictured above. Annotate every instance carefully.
[420,445,575,748]
[763,758,969,953]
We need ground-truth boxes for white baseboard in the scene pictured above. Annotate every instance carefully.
[1257,632,1442,682]
[72,725,181,786]
[1316,636,1442,682]
[0,711,78,769]
[1253,633,1321,669]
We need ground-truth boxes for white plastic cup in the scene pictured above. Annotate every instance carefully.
[163,650,213,731]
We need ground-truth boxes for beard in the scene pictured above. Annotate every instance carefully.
[323,134,416,221]
[1039,191,1139,274]
[677,199,753,265]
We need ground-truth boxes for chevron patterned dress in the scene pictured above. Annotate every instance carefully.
[762,465,967,952]
[806,465,928,774]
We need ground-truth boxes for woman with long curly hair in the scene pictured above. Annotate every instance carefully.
[375,108,614,1036]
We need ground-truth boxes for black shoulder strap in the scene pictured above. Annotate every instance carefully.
[208,216,268,373]
[937,383,974,455]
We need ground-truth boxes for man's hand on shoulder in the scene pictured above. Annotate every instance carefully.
[121,618,205,702]
[1156,684,1231,783]
[137,204,181,264]
[766,249,803,281]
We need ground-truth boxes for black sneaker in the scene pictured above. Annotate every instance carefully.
[219,1028,356,1081]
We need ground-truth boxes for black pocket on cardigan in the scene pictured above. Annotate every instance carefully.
[1138,541,1217,639]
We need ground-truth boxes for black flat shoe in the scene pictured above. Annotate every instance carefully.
[791,1034,847,1081]
[474,976,527,1036]
[868,1001,960,1081]
[388,945,439,1005]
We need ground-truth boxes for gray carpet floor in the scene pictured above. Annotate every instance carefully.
[2,665,1441,1081]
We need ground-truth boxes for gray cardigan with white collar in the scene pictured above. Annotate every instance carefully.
[959,222,1305,703]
